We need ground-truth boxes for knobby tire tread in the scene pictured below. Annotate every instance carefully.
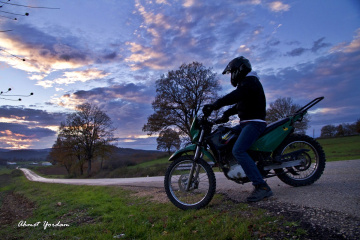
[274,134,326,187]
[164,156,216,210]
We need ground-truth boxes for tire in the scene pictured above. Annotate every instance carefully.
[274,134,326,187]
[164,156,216,210]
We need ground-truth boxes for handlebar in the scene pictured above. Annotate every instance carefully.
[199,115,217,128]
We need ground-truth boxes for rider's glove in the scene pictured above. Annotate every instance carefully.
[215,115,229,124]
[203,104,214,117]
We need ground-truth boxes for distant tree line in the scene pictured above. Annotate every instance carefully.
[320,119,360,138]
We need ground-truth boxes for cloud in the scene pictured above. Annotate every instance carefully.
[286,47,307,57]
[37,68,110,88]
[0,106,66,149]
[311,37,331,53]
[125,42,167,70]
[262,30,360,127]
[117,136,157,150]
[0,106,65,126]
[331,28,360,54]
[285,37,331,57]
[51,83,156,145]
[54,83,155,108]
[268,1,290,12]
[0,123,55,149]
[0,22,120,85]
[125,0,250,71]
[0,23,92,76]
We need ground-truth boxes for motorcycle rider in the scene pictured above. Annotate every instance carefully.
[203,56,273,202]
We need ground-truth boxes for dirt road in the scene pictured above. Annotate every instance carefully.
[20,159,360,217]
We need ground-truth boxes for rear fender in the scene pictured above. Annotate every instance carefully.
[169,144,215,162]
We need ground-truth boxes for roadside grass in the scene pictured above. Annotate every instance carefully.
[0,167,12,175]
[128,156,169,168]
[0,170,306,240]
[317,135,360,161]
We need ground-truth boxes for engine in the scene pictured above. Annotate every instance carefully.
[223,151,247,180]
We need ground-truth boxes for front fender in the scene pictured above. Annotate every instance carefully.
[169,144,215,162]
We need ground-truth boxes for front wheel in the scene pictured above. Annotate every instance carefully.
[274,134,326,187]
[164,156,216,210]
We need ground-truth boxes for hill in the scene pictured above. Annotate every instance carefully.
[0,149,51,162]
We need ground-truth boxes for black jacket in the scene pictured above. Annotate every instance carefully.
[213,75,266,121]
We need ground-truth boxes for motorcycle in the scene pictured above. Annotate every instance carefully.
[164,97,326,210]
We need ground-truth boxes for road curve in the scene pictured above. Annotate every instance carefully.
[20,159,360,217]
[20,168,165,186]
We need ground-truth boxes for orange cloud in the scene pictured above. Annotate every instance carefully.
[0,130,37,149]
[331,28,360,54]
[0,31,92,81]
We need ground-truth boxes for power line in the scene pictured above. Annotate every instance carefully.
[3,93,34,97]
[0,1,60,9]
[0,88,12,94]
[0,88,34,101]
[0,48,26,61]
[0,10,29,16]
[0,0,58,63]
[0,14,17,20]
[0,97,21,101]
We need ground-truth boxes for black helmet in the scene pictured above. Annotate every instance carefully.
[222,56,252,87]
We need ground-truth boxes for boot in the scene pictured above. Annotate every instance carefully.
[247,183,273,202]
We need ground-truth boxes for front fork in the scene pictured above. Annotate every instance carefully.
[185,129,205,191]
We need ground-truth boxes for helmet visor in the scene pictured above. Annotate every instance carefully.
[222,64,232,75]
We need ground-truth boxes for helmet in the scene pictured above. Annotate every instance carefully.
[222,56,252,87]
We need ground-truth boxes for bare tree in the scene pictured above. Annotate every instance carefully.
[266,97,310,134]
[157,129,181,155]
[49,137,74,175]
[143,62,220,139]
[58,103,116,175]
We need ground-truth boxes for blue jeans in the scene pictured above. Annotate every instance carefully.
[232,122,267,186]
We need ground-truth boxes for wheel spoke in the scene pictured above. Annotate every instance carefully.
[281,141,319,180]
[164,156,216,210]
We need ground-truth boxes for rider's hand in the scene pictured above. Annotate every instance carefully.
[203,104,214,116]
[215,115,229,124]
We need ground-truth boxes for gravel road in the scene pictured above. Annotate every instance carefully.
[20,159,360,239]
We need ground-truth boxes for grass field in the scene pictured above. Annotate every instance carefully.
[0,170,307,239]
[317,135,360,161]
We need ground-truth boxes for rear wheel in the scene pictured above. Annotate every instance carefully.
[274,134,326,186]
[164,156,216,210]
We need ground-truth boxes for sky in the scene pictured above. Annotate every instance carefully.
[0,0,359,150]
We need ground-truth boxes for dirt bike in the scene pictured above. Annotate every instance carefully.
[164,97,326,210]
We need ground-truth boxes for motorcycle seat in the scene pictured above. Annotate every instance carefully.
[260,117,290,137]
